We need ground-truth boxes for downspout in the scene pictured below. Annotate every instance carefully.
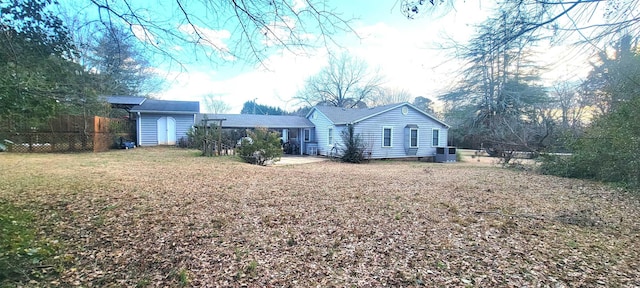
[137,112,141,146]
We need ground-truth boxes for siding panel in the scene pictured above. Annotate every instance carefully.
[309,104,449,159]
[354,105,448,159]
[138,113,195,146]
[307,109,336,156]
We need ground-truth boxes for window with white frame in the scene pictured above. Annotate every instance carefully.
[432,128,440,146]
[382,127,392,147]
[304,129,311,142]
[410,128,419,148]
[328,127,333,145]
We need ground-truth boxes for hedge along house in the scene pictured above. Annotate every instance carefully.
[107,97,200,146]
[195,114,316,155]
[306,102,450,159]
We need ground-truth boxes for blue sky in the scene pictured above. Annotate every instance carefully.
[69,1,595,113]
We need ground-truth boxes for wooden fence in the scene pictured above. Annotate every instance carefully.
[0,115,134,153]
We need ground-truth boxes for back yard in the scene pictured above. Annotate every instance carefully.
[1,148,639,287]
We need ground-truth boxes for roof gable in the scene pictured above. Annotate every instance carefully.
[309,102,449,127]
[309,103,397,125]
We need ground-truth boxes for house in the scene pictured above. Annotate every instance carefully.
[107,97,450,159]
[107,97,200,146]
[306,102,449,159]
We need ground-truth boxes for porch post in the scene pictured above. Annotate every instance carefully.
[299,128,304,155]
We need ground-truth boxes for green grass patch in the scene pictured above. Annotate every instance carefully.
[0,202,59,284]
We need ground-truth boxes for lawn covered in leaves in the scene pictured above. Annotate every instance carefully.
[1,147,639,287]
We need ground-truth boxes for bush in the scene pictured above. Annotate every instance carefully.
[186,126,219,156]
[236,127,282,165]
[340,124,368,163]
[540,96,640,189]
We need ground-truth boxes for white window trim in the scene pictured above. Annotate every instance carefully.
[327,127,334,146]
[410,128,419,148]
[432,128,440,147]
[382,126,393,148]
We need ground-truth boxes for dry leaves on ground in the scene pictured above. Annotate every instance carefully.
[1,147,639,287]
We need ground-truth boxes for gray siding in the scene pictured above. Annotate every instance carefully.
[353,105,448,159]
[307,109,336,156]
[175,114,195,142]
[138,113,195,146]
[308,105,448,158]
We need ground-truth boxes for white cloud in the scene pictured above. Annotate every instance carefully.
[155,5,490,112]
[261,16,298,47]
[178,24,235,61]
[292,0,306,13]
[348,22,456,100]
[155,1,595,115]
[158,49,327,113]
[131,24,158,46]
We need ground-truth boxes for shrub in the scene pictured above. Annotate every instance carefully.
[340,124,368,163]
[186,125,219,156]
[540,96,640,189]
[237,127,283,165]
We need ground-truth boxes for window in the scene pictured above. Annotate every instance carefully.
[432,129,440,146]
[328,128,333,145]
[410,128,418,148]
[382,127,392,147]
[304,129,311,142]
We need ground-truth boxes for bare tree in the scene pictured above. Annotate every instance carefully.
[369,87,412,106]
[295,52,384,108]
[401,0,640,48]
[202,93,232,114]
[550,81,589,129]
[440,3,551,158]
[81,1,355,67]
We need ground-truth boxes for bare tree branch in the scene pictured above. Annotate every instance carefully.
[296,53,384,108]
[82,0,356,69]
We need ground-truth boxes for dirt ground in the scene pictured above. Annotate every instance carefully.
[1,147,639,287]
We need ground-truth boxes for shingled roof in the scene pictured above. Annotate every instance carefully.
[105,96,147,111]
[311,103,399,124]
[196,114,314,129]
[105,96,146,105]
[310,102,449,127]
[130,99,200,114]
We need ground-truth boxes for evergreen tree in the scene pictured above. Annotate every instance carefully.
[440,4,550,157]
[339,124,368,163]
[240,100,286,115]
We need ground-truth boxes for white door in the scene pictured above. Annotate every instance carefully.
[157,117,176,145]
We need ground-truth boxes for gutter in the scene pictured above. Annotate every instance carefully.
[131,110,197,114]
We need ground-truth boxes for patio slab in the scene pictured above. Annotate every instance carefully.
[275,155,328,165]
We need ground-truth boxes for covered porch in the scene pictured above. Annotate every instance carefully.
[196,114,317,156]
